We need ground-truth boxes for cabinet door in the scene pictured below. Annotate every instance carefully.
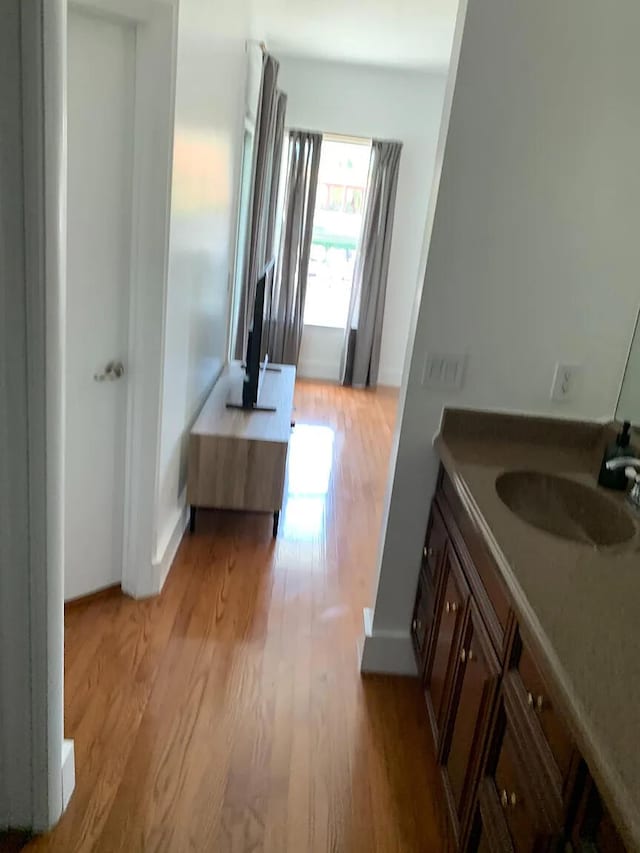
[468,779,515,853]
[443,602,500,834]
[424,501,448,581]
[487,705,563,853]
[425,543,469,749]
[514,634,576,797]
[412,568,436,672]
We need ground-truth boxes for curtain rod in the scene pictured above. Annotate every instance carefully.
[285,128,372,146]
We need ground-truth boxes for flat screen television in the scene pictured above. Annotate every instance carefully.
[238,259,275,411]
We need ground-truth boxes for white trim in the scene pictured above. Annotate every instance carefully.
[0,0,67,831]
[61,741,75,813]
[151,491,189,594]
[71,0,178,600]
[358,608,417,676]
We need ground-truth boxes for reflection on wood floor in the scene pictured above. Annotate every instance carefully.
[22,381,453,853]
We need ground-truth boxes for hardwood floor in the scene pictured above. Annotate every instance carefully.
[20,381,452,853]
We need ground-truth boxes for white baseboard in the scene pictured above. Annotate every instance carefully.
[152,492,189,594]
[358,607,417,676]
[297,360,341,382]
[61,739,75,813]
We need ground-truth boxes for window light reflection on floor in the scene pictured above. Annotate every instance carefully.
[282,424,335,540]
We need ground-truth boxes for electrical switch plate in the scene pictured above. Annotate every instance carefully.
[422,352,467,390]
[550,363,581,402]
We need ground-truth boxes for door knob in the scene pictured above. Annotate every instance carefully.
[94,360,125,382]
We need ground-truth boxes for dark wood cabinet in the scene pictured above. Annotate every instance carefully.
[413,468,626,852]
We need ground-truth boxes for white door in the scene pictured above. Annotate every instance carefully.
[65,9,135,601]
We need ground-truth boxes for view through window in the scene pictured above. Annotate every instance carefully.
[303,137,371,328]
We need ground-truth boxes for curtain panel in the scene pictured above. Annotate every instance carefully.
[234,53,285,359]
[341,139,402,388]
[267,130,322,366]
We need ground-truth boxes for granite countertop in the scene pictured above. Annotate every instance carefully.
[436,409,640,851]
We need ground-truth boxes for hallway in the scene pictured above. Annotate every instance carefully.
[26,382,452,853]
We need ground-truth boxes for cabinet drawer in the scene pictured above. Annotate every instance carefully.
[513,633,576,794]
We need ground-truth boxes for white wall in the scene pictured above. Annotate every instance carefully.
[277,55,447,386]
[155,0,249,563]
[365,0,640,668]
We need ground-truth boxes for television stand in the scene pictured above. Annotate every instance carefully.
[240,361,282,373]
[225,402,276,413]
[187,361,295,537]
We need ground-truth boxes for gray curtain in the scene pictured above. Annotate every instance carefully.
[341,140,402,388]
[234,53,284,359]
[264,91,287,270]
[267,130,322,365]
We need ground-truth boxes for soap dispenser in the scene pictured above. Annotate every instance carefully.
[598,421,634,490]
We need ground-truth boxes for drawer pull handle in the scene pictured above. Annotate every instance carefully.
[445,601,458,615]
[500,789,518,809]
[527,692,545,713]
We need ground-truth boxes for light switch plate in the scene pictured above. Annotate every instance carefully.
[550,363,581,402]
[422,352,467,390]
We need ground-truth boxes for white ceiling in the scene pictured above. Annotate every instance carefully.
[251,0,459,71]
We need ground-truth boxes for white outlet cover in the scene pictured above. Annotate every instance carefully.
[550,363,582,402]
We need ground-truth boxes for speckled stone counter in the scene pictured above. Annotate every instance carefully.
[436,409,640,851]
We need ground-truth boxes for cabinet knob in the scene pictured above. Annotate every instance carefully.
[500,789,518,809]
[527,692,545,713]
[445,601,458,615]
[423,546,434,559]
[460,648,474,664]
[412,619,417,631]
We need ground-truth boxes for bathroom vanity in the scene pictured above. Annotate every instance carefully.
[411,410,638,851]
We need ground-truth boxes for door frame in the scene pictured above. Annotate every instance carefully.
[69,0,178,598]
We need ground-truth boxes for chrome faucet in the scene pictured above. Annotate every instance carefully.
[606,457,640,509]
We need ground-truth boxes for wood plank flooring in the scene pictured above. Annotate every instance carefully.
[19,381,452,853]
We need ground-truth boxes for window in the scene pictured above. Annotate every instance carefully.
[303,137,371,328]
